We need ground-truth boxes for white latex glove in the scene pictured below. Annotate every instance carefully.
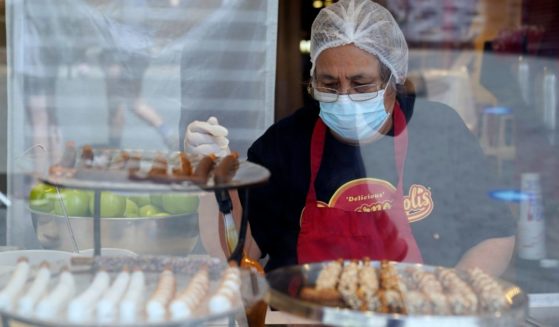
[184,117,230,156]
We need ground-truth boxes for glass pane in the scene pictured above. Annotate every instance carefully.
[6,0,278,255]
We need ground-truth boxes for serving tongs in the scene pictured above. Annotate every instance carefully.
[214,188,265,269]
[214,189,245,263]
[214,189,267,327]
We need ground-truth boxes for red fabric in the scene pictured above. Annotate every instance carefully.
[297,102,423,264]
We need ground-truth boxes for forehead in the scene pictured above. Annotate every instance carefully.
[315,44,380,79]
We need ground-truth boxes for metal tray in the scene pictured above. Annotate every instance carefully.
[266,261,528,327]
[40,149,270,193]
[0,255,268,327]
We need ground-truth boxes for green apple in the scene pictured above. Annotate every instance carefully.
[153,212,170,217]
[161,194,199,215]
[53,189,90,217]
[123,199,139,218]
[150,194,164,208]
[139,204,161,217]
[89,192,126,218]
[129,195,151,207]
[29,183,57,212]
[84,190,94,201]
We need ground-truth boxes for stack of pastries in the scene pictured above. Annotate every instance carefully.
[300,259,510,316]
[49,142,240,185]
[0,257,242,324]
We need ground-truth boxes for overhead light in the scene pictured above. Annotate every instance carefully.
[299,40,311,54]
[313,1,323,9]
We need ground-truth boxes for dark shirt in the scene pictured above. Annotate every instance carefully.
[246,96,515,272]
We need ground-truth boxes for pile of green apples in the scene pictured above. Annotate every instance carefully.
[28,183,199,218]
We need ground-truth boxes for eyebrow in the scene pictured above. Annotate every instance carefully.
[316,73,338,82]
[316,73,380,82]
[349,74,378,82]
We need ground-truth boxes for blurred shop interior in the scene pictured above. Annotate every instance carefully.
[0,0,558,322]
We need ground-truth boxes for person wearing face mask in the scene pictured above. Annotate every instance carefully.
[184,0,515,275]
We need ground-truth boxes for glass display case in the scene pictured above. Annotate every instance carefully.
[2,0,559,326]
[3,1,278,326]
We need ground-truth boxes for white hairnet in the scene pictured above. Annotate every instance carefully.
[310,0,408,84]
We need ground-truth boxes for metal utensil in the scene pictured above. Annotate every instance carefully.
[214,189,249,263]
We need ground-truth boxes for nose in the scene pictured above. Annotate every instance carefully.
[336,81,353,94]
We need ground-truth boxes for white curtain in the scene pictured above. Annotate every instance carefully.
[7,0,278,248]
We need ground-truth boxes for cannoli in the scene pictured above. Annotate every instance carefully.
[48,142,77,176]
[299,287,343,306]
[146,268,176,322]
[316,260,343,290]
[402,290,431,315]
[170,267,209,319]
[172,152,193,177]
[208,265,241,314]
[405,267,449,314]
[380,289,406,314]
[436,268,478,314]
[119,269,146,323]
[67,269,111,323]
[36,268,75,320]
[214,152,240,185]
[357,259,380,311]
[109,151,130,170]
[338,261,361,310]
[378,261,406,314]
[428,291,450,315]
[97,269,131,323]
[467,268,507,312]
[300,260,343,306]
[81,145,94,167]
[17,262,51,315]
[149,154,168,177]
[0,257,31,310]
[193,154,217,184]
[406,267,443,294]
[127,153,142,175]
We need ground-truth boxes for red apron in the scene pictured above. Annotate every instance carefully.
[297,102,423,263]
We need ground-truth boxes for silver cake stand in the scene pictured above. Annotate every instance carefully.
[38,149,270,263]
[0,255,268,327]
[267,261,528,327]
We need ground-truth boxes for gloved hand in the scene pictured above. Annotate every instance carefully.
[184,116,230,156]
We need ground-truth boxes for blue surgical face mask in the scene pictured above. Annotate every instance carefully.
[318,89,389,142]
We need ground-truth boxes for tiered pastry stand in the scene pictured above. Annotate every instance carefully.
[38,150,270,262]
[0,149,271,326]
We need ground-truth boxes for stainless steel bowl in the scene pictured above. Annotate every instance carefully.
[30,209,199,256]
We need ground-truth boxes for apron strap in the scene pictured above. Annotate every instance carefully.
[306,118,327,203]
[393,101,407,196]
